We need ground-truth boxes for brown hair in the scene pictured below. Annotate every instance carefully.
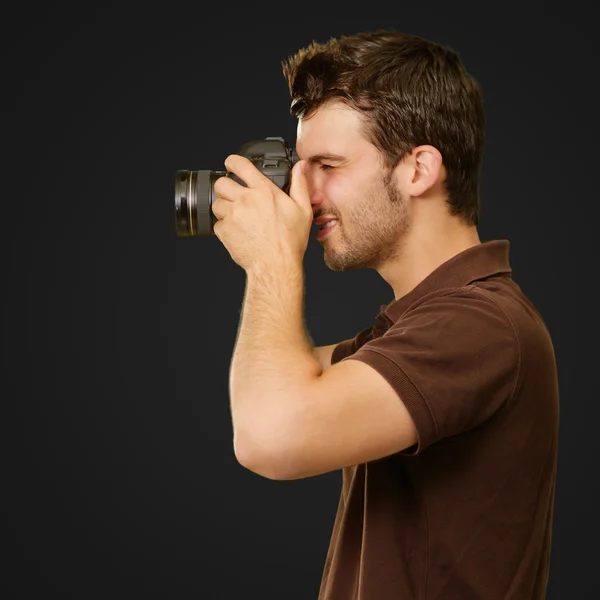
[281,29,485,226]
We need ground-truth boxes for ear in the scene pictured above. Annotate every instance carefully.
[404,145,444,197]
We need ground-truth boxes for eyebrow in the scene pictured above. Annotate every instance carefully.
[300,152,348,164]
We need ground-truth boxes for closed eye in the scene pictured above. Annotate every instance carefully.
[319,164,334,171]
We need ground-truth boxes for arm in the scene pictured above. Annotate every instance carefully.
[229,258,323,474]
[229,257,417,481]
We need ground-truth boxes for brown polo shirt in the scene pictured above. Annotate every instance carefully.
[318,240,560,600]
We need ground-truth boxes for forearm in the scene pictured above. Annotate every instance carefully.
[229,259,322,468]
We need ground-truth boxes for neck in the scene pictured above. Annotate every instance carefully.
[379,216,481,301]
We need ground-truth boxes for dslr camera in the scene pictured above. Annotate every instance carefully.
[174,137,298,237]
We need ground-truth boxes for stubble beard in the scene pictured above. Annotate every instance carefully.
[323,168,409,272]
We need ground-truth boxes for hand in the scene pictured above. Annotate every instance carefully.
[211,154,312,272]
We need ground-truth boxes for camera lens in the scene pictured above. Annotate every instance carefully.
[174,170,217,237]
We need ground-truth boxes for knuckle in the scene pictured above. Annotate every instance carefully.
[214,178,225,195]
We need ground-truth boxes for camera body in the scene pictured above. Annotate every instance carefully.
[174,137,298,237]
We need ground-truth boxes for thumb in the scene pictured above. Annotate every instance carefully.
[289,160,310,206]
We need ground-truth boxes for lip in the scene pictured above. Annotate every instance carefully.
[313,216,338,226]
[315,220,338,240]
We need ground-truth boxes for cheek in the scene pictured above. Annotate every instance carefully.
[324,175,356,204]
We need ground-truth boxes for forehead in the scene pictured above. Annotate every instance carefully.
[295,99,371,159]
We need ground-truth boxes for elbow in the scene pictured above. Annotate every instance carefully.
[233,426,295,481]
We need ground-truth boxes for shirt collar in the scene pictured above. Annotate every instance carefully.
[378,239,513,324]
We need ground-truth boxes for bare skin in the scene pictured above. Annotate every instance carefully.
[296,98,481,300]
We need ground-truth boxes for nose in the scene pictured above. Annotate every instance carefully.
[304,166,326,211]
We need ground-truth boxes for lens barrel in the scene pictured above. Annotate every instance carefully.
[174,170,219,237]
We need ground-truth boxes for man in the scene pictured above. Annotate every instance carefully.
[210,29,559,600]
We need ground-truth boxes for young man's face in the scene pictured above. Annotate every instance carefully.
[295,98,410,271]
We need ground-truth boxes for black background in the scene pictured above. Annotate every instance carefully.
[4,2,596,598]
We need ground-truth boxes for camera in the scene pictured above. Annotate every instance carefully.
[174,137,298,237]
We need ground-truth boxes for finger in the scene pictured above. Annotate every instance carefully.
[289,160,310,208]
[211,197,231,220]
[224,154,270,189]
[213,219,224,242]
[213,174,244,200]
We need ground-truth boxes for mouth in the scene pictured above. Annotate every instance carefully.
[315,219,338,240]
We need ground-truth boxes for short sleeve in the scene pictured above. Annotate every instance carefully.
[337,289,519,453]
[332,306,393,365]
[332,327,374,365]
